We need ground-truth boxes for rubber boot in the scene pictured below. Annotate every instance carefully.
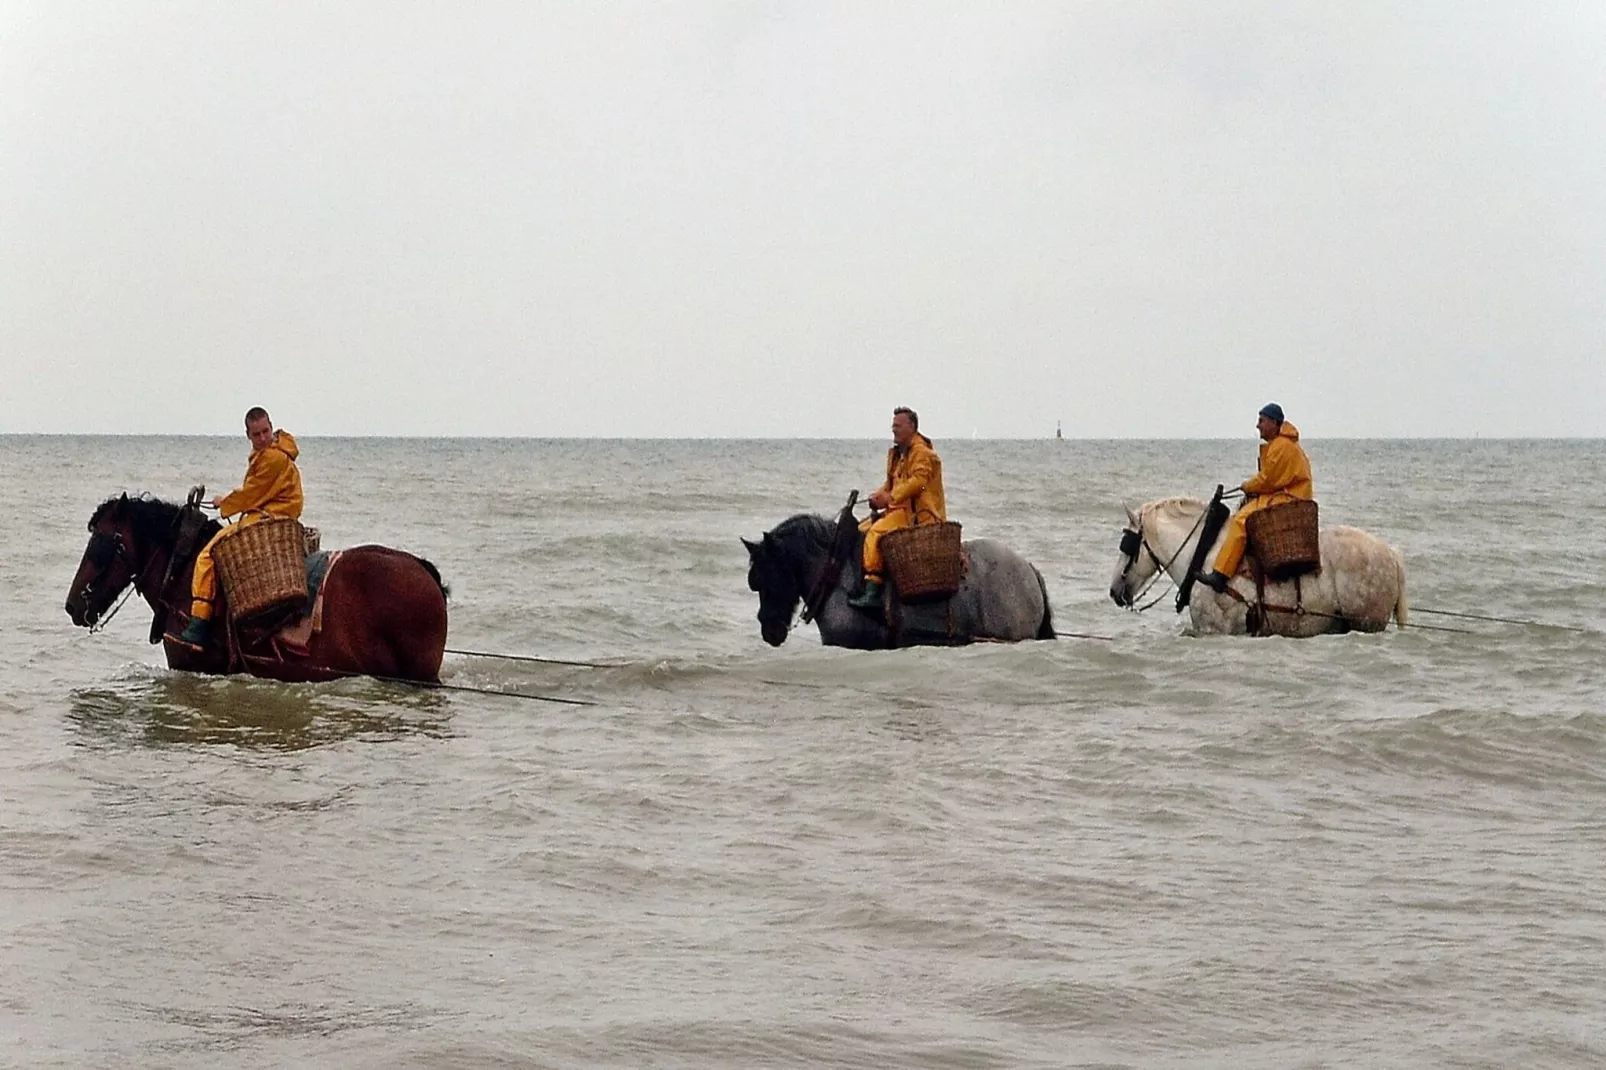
[169,616,210,650]
[1195,570,1229,593]
[848,578,884,610]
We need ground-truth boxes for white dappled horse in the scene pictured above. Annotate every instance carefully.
[1109,497,1408,637]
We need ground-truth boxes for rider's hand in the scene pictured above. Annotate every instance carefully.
[868,489,891,510]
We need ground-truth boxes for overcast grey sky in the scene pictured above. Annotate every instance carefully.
[3,2,1603,437]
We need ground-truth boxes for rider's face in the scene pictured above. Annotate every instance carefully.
[891,412,916,446]
[246,416,275,452]
[1256,414,1279,441]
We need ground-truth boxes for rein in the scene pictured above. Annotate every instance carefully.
[86,530,163,634]
[85,504,203,636]
[799,541,842,625]
[88,585,137,635]
[1122,505,1209,613]
[799,492,860,627]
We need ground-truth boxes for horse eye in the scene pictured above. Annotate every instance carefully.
[87,536,115,567]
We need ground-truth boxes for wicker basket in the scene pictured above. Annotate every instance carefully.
[1246,499,1321,580]
[880,521,964,602]
[212,517,310,620]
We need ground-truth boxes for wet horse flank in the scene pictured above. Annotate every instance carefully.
[65,494,450,683]
[744,509,1054,649]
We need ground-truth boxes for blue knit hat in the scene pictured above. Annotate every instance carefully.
[1258,403,1284,423]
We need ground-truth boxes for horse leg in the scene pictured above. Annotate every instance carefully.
[370,556,447,682]
[390,600,447,683]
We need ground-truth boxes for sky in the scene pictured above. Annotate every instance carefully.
[3,2,1604,438]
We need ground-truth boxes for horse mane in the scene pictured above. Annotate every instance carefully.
[767,513,834,550]
[91,494,219,546]
[1143,496,1207,525]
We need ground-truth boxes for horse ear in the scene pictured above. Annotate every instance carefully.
[1124,502,1139,526]
[741,536,760,556]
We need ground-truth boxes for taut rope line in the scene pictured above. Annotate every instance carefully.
[444,648,617,669]
[1410,607,1592,633]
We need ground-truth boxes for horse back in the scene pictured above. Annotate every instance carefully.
[892,537,1048,643]
[326,546,450,615]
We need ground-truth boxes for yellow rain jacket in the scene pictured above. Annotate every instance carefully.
[1240,422,1312,502]
[217,430,303,521]
[859,433,947,579]
[880,433,946,524]
[1213,422,1313,577]
[189,431,303,622]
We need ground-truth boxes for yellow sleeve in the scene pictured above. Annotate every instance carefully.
[217,449,288,517]
[1242,440,1296,496]
[874,450,894,497]
[889,448,933,506]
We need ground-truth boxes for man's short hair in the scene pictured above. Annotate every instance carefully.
[244,406,270,426]
[893,406,918,430]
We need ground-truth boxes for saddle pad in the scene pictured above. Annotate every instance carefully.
[274,550,343,653]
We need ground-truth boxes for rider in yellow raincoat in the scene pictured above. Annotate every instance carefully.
[170,407,303,648]
[1197,403,1312,592]
[849,407,947,609]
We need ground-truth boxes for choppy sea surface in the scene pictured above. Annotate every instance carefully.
[3,435,1604,1069]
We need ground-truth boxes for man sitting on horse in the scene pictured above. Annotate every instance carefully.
[1197,402,1313,593]
[169,406,303,648]
[848,406,947,609]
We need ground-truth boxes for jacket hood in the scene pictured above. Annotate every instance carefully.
[1275,422,1299,443]
[272,430,299,459]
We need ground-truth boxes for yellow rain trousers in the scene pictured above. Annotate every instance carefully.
[1213,422,1313,578]
[190,431,304,621]
[859,434,946,580]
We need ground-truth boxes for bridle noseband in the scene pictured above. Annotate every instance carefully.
[1116,506,1206,612]
[80,520,169,632]
[1116,523,1166,598]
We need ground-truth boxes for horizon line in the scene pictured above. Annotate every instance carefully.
[1,432,1601,442]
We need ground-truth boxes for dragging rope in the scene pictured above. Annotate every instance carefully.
[239,659,601,706]
[1411,608,1593,633]
[350,670,597,706]
[1393,619,1478,635]
[378,675,598,706]
[444,647,618,669]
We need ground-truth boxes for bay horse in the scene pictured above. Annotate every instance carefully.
[1109,496,1408,637]
[744,498,1055,649]
[65,494,450,683]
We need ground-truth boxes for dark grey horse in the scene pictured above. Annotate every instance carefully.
[743,503,1055,649]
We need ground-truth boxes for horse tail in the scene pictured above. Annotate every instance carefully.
[1033,566,1056,640]
[1391,548,1409,628]
[412,554,451,602]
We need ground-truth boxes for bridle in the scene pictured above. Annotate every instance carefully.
[789,497,862,633]
[80,521,167,634]
[1116,505,1208,612]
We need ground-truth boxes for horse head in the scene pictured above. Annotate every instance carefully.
[743,530,800,647]
[66,495,143,628]
[1109,497,1211,608]
[66,494,206,630]
[1109,502,1154,608]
